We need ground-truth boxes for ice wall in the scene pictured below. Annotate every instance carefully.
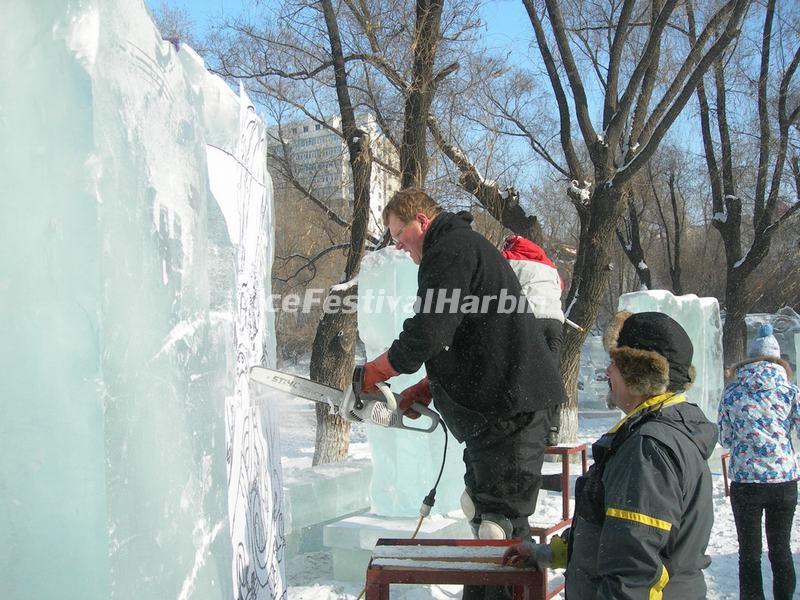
[358,249,467,516]
[0,2,283,599]
[618,291,724,421]
[578,335,611,409]
[745,307,800,371]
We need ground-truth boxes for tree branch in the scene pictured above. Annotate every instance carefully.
[753,0,775,223]
[427,114,542,240]
[603,0,637,128]
[274,244,350,283]
[542,0,598,151]
[613,0,750,187]
[605,0,679,152]
[637,0,739,150]
[522,0,585,180]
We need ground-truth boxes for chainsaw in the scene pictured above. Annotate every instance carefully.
[249,365,440,433]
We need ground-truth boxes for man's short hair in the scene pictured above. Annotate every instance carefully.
[383,188,442,224]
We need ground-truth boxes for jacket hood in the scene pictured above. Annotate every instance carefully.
[501,234,557,269]
[423,210,474,253]
[666,402,718,460]
[727,356,793,391]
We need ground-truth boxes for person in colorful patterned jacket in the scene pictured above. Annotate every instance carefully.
[718,322,800,600]
[502,311,717,599]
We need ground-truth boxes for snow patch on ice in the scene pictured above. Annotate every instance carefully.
[361,246,414,270]
[61,9,100,74]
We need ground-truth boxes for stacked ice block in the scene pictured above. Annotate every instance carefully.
[0,2,282,599]
[618,290,724,420]
[356,248,468,517]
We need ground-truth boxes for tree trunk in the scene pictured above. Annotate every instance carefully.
[667,172,684,295]
[722,276,748,364]
[310,297,359,465]
[558,348,580,442]
[400,0,444,187]
[559,186,624,442]
[311,0,373,465]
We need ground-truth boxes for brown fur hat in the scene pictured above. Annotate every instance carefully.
[604,311,696,397]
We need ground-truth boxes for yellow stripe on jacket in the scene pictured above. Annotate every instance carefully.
[650,563,670,600]
[605,507,673,532]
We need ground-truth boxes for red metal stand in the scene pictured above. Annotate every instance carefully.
[529,443,588,598]
[363,444,589,600]
[365,539,546,600]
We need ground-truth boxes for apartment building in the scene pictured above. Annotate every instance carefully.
[270,114,400,240]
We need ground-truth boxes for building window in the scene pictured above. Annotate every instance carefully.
[303,126,309,132]
[315,124,321,130]
[292,127,297,134]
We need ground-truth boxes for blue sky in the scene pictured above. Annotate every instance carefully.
[147,0,535,60]
[146,0,697,163]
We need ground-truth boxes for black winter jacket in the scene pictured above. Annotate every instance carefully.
[387,211,566,441]
[564,395,717,600]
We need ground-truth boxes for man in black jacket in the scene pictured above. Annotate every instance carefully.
[503,311,717,600]
[361,188,566,543]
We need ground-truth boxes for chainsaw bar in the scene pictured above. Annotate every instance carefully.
[249,366,344,412]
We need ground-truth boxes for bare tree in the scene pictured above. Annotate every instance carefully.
[615,149,694,294]
[507,0,751,440]
[650,159,686,294]
[149,1,207,53]
[208,0,480,462]
[400,0,445,186]
[302,0,375,465]
[690,0,800,361]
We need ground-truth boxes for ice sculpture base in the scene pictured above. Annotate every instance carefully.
[323,513,472,581]
[283,458,372,555]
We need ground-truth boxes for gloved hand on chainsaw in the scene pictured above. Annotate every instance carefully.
[362,351,399,393]
[399,378,432,419]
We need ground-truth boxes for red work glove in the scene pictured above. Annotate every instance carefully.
[399,378,432,419]
[362,351,399,393]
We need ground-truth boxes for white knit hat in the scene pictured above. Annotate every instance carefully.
[749,323,781,358]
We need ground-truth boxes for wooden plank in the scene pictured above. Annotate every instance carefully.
[372,545,510,560]
[371,558,518,570]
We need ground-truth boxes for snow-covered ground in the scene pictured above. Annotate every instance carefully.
[274,362,800,599]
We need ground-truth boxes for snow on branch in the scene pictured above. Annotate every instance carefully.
[568,179,592,204]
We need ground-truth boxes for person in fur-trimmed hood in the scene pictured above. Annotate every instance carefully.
[503,311,718,600]
[718,323,799,600]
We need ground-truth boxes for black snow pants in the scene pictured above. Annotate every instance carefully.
[730,480,798,600]
[462,405,557,600]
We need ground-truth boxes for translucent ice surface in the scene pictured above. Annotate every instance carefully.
[618,291,724,421]
[0,2,282,599]
[579,335,610,408]
[745,307,800,370]
[358,248,467,516]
